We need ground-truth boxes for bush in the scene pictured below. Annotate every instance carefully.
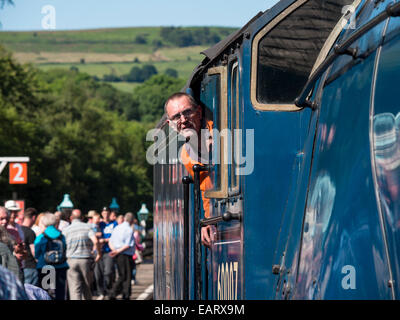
[152,39,163,49]
[134,35,147,44]
[164,68,178,78]
[103,74,122,82]
[160,27,224,47]
[123,64,158,83]
[133,74,185,122]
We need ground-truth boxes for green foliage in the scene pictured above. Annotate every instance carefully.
[133,74,185,122]
[103,73,122,82]
[0,0,13,9]
[134,35,147,44]
[0,26,237,53]
[164,68,178,78]
[122,64,158,83]
[0,46,151,213]
[152,39,163,49]
[160,27,223,47]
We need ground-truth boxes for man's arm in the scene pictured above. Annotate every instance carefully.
[109,245,129,257]
[29,243,35,259]
[201,226,212,247]
[89,234,102,262]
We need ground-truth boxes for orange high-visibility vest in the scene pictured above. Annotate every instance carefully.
[180,120,213,218]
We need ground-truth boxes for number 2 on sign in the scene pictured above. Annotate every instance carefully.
[9,163,27,184]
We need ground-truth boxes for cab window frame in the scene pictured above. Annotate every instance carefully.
[250,0,307,112]
[229,60,241,196]
[204,65,229,199]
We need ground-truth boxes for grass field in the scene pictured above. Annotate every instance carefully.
[0,26,231,92]
[0,26,236,53]
[35,46,204,82]
[105,81,141,93]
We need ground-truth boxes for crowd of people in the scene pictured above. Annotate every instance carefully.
[0,200,145,300]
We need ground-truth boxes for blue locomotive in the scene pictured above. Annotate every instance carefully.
[152,0,400,299]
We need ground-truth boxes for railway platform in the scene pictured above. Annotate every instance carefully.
[92,257,153,300]
[131,258,153,300]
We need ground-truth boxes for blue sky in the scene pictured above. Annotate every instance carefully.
[0,0,280,31]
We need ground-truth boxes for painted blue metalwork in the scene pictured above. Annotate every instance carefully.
[371,18,400,298]
[153,0,400,300]
[295,51,392,299]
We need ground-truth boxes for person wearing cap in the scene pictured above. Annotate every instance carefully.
[94,207,117,299]
[4,200,25,243]
[2,203,27,277]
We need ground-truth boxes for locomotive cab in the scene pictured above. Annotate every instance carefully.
[153,0,400,300]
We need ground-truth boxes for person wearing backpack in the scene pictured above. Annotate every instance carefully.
[34,213,69,300]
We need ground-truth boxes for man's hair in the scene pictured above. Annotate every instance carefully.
[71,209,82,221]
[0,225,14,250]
[0,206,8,218]
[41,213,57,228]
[164,92,199,115]
[24,208,38,219]
[124,212,134,224]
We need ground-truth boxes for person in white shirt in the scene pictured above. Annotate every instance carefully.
[108,212,135,300]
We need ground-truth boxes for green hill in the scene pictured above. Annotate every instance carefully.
[0,26,236,92]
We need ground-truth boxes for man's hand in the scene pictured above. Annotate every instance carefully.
[95,253,102,263]
[14,243,27,261]
[201,226,212,247]
[109,250,118,258]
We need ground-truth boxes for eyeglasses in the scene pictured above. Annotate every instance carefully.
[169,107,197,123]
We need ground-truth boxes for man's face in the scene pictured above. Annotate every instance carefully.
[101,210,110,221]
[9,210,18,224]
[93,215,101,225]
[0,209,9,227]
[166,96,202,139]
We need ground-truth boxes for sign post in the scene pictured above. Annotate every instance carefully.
[0,157,30,184]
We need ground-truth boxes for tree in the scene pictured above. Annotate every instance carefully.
[123,64,158,83]
[164,68,178,78]
[0,0,13,27]
[133,74,185,122]
[141,64,158,80]
[0,0,13,9]
[0,47,151,213]
[134,35,147,44]
[124,66,143,82]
